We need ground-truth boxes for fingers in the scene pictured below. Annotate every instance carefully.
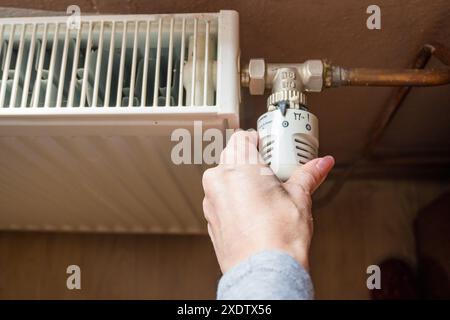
[203,130,264,197]
[202,167,217,197]
[284,155,335,195]
[227,129,258,147]
[204,198,218,259]
[220,130,261,165]
[202,196,216,224]
[207,223,215,244]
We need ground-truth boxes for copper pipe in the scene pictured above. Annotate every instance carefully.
[324,43,450,88]
[362,44,435,157]
[315,43,449,208]
[330,67,450,87]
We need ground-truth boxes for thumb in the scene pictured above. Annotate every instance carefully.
[284,155,335,195]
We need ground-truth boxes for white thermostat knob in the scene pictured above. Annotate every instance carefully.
[258,108,319,181]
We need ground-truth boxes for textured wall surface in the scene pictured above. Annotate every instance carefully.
[0,179,448,299]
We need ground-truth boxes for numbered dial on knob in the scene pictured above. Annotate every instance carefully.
[257,108,319,181]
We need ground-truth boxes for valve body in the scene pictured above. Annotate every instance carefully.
[257,67,319,181]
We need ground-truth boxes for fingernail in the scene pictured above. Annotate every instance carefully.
[316,156,335,174]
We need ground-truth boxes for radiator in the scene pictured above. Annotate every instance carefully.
[0,11,240,233]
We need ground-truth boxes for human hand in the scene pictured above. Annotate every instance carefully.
[202,130,334,273]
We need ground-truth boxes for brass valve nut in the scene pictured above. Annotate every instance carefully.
[248,59,266,95]
[301,60,324,92]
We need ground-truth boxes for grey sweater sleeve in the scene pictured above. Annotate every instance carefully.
[217,250,314,300]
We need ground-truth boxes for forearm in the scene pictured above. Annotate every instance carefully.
[217,250,314,300]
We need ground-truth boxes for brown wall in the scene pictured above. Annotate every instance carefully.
[1,179,448,299]
[0,232,220,299]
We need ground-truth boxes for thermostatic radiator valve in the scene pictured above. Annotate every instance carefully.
[242,53,450,181]
[244,59,322,181]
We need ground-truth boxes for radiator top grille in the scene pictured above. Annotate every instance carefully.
[0,11,240,234]
[0,16,218,109]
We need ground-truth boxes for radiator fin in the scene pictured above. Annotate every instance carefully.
[0,11,240,234]
[0,17,218,109]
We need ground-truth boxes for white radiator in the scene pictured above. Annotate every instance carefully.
[0,11,240,233]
